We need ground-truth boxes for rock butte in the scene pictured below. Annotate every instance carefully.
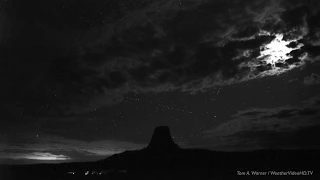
[147,126,180,152]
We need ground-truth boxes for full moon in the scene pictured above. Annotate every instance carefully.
[258,33,304,67]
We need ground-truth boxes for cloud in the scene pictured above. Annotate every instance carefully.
[302,95,320,106]
[288,78,299,83]
[304,73,320,85]
[1,0,320,116]
[202,96,320,151]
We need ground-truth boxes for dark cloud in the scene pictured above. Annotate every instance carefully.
[202,96,320,150]
[255,63,273,73]
[287,78,299,83]
[298,108,318,116]
[301,45,320,59]
[231,26,260,39]
[232,125,320,149]
[280,5,309,31]
[274,62,288,68]
[286,41,300,48]
[108,71,128,88]
[239,111,263,116]
[265,109,298,119]
[1,0,320,117]
[304,73,320,85]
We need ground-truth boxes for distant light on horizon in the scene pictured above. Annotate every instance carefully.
[16,152,70,161]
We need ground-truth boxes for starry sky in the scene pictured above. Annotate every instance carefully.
[1,0,320,164]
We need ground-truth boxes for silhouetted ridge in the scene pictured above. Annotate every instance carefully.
[147,126,180,151]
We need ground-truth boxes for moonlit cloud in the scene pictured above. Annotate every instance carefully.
[258,33,304,68]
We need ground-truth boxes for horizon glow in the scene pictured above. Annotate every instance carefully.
[17,152,70,161]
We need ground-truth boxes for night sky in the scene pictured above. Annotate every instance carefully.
[1,0,320,164]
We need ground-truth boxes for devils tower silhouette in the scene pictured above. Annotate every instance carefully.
[146,126,180,152]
